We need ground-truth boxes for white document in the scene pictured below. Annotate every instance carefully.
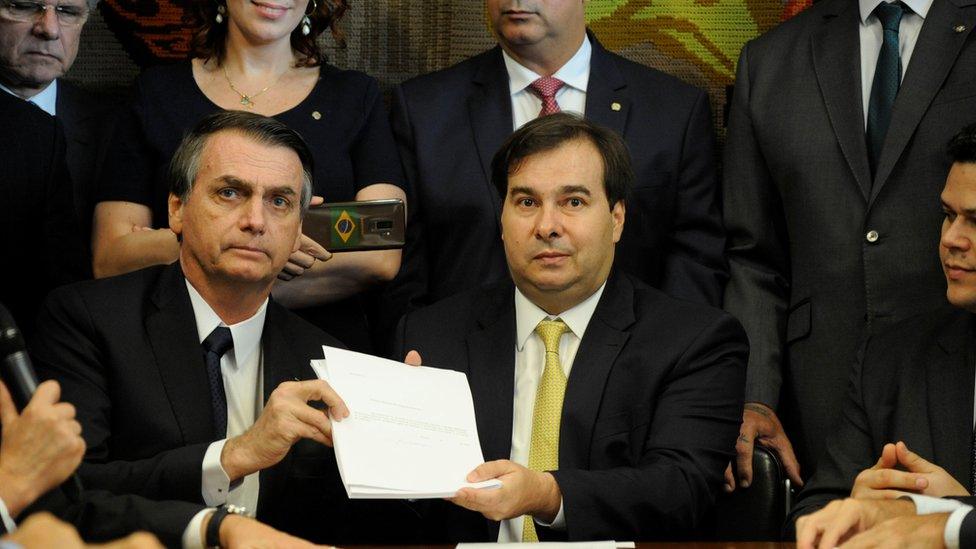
[311,345,501,499]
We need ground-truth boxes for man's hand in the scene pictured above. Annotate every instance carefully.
[840,513,949,549]
[851,442,967,499]
[4,512,85,548]
[0,380,85,517]
[217,514,329,549]
[403,350,422,366]
[449,460,561,523]
[795,497,916,549]
[725,402,802,491]
[220,380,348,482]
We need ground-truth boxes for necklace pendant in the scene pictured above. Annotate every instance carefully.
[240,95,253,107]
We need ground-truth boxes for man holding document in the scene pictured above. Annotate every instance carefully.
[396,113,749,542]
[30,111,415,546]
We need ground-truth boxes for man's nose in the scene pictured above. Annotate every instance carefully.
[33,7,60,39]
[534,203,561,240]
[239,198,267,233]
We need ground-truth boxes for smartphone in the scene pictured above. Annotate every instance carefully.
[303,199,405,252]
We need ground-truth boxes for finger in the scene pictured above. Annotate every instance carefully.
[795,514,822,549]
[872,443,898,470]
[735,430,755,487]
[280,261,308,277]
[51,401,76,420]
[26,379,61,409]
[817,509,860,549]
[291,380,349,419]
[299,236,330,262]
[291,405,333,443]
[467,460,513,483]
[277,271,295,281]
[724,463,736,493]
[859,468,927,492]
[770,436,804,487]
[895,441,935,474]
[310,196,324,207]
[287,250,317,270]
[403,350,423,367]
[0,381,18,428]
[450,487,491,513]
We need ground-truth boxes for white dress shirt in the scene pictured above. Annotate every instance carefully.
[858,0,931,127]
[181,281,268,549]
[496,282,607,542]
[0,80,57,116]
[0,496,16,534]
[903,494,972,548]
[503,36,591,130]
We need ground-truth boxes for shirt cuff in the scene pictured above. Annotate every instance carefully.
[202,440,231,506]
[905,493,970,514]
[534,498,565,530]
[0,497,17,534]
[945,507,972,549]
[181,508,213,549]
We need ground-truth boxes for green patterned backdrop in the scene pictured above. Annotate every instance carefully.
[68,1,808,132]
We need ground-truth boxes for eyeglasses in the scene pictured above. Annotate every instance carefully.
[0,0,89,26]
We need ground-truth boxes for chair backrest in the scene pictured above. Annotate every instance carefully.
[706,446,791,541]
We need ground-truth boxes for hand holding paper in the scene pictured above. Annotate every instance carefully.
[311,346,501,499]
[451,459,562,522]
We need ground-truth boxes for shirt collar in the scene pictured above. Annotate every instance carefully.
[185,279,268,369]
[503,35,592,97]
[0,79,57,116]
[514,280,607,351]
[859,0,931,23]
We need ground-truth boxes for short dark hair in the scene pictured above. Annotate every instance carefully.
[948,123,976,164]
[187,0,348,67]
[491,113,634,209]
[169,111,314,213]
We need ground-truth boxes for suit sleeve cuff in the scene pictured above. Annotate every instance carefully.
[182,508,212,549]
[0,496,17,534]
[202,440,230,506]
[534,498,565,530]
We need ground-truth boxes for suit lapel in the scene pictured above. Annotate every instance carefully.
[584,37,629,138]
[256,302,316,516]
[871,0,976,200]
[465,285,517,463]
[145,263,216,444]
[811,0,873,201]
[560,273,633,470]
[927,311,975,483]
[468,47,514,216]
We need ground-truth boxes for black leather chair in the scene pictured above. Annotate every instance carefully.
[704,446,792,541]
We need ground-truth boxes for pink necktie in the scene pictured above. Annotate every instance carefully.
[529,76,565,117]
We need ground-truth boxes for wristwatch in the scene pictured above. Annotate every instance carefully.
[205,504,247,548]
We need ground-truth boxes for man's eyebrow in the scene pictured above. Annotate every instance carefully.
[215,175,251,188]
[559,185,592,195]
[508,185,536,196]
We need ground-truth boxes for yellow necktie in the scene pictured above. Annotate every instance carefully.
[522,319,569,542]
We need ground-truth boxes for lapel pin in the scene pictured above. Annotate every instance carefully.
[954,24,966,33]
[611,102,622,112]
[312,110,322,120]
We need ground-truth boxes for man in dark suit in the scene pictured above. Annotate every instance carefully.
[0,89,86,338]
[384,0,725,340]
[31,111,411,546]
[0,0,113,239]
[723,0,976,487]
[787,124,976,547]
[396,113,747,541]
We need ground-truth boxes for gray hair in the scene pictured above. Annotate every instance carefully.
[168,110,314,214]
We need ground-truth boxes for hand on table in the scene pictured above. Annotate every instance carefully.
[795,497,916,549]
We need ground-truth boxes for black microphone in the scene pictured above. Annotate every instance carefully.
[0,303,39,410]
[0,302,83,501]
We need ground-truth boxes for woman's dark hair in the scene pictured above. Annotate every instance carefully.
[187,0,348,67]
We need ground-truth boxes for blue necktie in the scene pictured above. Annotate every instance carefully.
[202,327,233,438]
[866,1,907,176]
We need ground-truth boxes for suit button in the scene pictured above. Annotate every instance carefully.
[866,230,880,243]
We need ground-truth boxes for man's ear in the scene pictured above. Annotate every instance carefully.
[293,222,303,253]
[168,193,184,237]
[611,200,625,243]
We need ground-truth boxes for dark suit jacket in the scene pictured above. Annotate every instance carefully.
[722,0,976,474]
[0,91,86,339]
[30,262,418,544]
[57,79,115,243]
[789,306,975,526]
[384,34,726,341]
[395,271,747,541]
